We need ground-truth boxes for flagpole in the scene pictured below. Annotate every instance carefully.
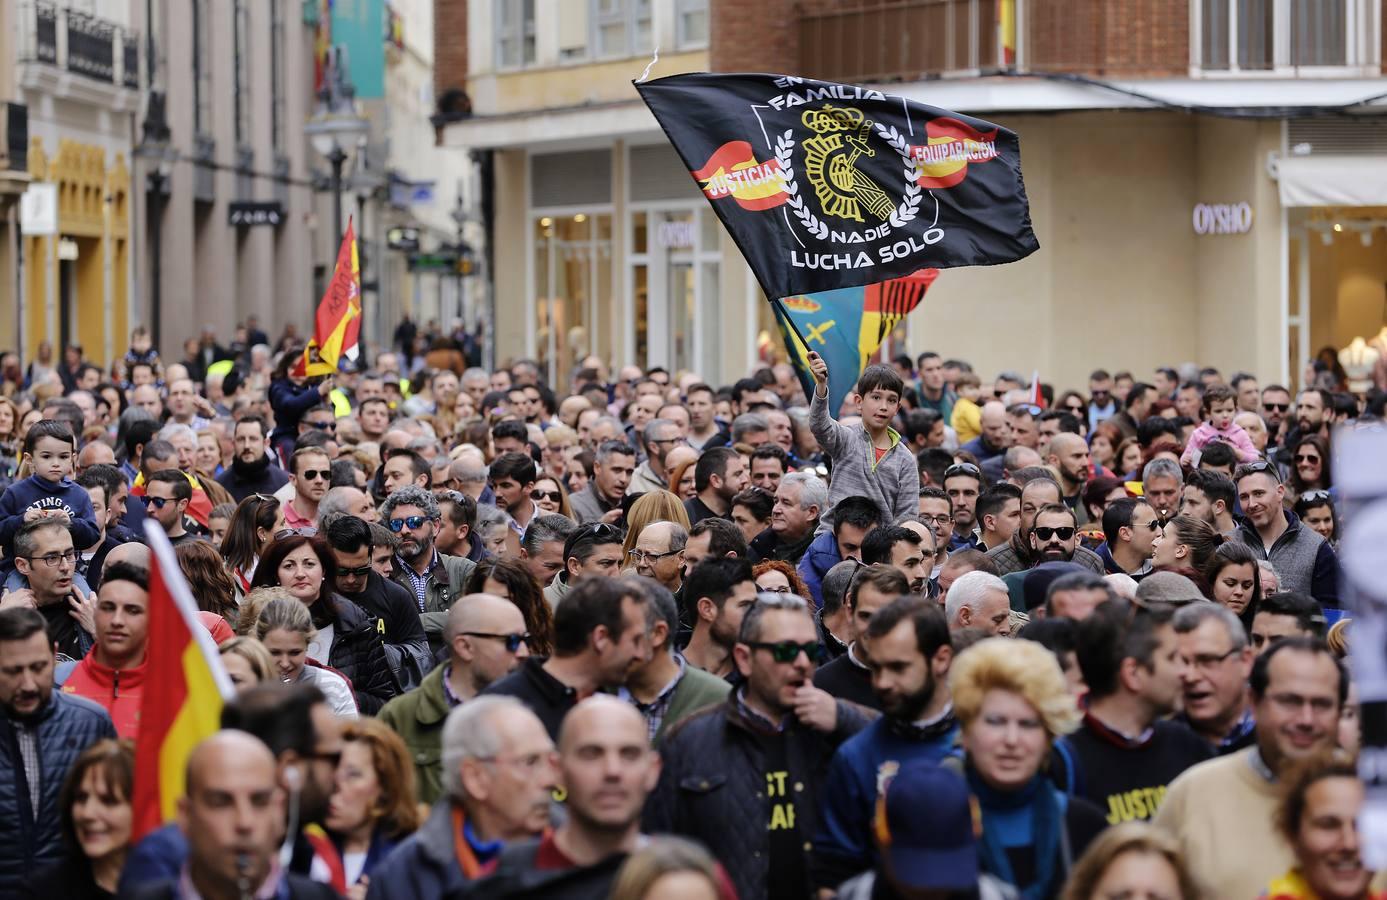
[772,296,813,351]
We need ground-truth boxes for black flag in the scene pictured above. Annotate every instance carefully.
[635,72,1039,301]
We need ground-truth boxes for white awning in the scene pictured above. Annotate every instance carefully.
[1278,155,1387,207]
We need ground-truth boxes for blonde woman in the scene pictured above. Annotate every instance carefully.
[1062,823,1198,900]
[248,593,359,719]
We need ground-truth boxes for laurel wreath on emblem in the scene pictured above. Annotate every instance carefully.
[775,122,922,241]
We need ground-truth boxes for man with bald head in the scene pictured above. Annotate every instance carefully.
[961,400,1011,463]
[1046,432,1093,524]
[472,696,660,898]
[631,520,687,593]
[76,440,115,475]
[379,593,530,804]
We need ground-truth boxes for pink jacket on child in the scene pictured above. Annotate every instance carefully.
[1181,422,1262,465]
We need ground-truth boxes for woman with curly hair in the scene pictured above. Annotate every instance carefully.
[466,557,555,656]
[752,559,811,599]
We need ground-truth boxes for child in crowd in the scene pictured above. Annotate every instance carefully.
[950,371,983,443]
[807,351,919,535]
[1181,384,1261,466]
[0,420,101,582]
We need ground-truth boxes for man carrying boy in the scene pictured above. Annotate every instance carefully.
[0,421,102,587]
[807,352,919,535]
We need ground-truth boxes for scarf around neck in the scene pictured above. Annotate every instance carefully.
[966,764,1063,900]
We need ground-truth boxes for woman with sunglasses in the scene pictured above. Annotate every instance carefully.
[1296,491,1340,548]
[948,637,1105,898]
[250,533,399,713]
[530,475,572,519]
[220,493,284,601]
[1289,435,1335,505]
[464,557,554,656]
[1056,391,1090,437]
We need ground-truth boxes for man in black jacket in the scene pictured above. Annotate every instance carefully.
[813,564,909,710]
[324,514,433,690]
[646,593,869,900]
[216,414,289,502]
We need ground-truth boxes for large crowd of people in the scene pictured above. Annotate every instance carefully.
[0,322,1379,900]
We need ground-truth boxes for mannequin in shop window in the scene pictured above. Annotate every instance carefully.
[1370,325,1387,392]
[1338,337,1379,395]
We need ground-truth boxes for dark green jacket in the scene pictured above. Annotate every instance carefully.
[657,664,731,745]
[377,664,451,806]
[389,552,476,652]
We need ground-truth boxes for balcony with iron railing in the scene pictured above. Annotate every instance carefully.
[795,0,1378,85]
[17,0,142,94]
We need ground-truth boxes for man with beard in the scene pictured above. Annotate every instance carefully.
[812,598,958,891]
[683,447,748,526]
[681,557,759,680]
[1047,433,1092,525]
[384,486,476,653]
[1028,504,1082,567]
[861,525,930,596]
[987,478,1105,576]
[379,595,530,805]
[1052,599,1211,824]
[217,414,289,501]
[1180,469,1238,539]
[814,565,910,709]
[0,608,115,894]
[468,698,660,900]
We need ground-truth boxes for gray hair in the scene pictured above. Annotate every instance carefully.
[944,570,1009,623]
[1173,601,1248,649]
[1142,458,1183,484]
[449,459,489,485]
[738,592,812,644]
[475,503,513,539]
[642,418,677,449]
[461,367,490,386]
[780,472,828,512]
[380,484,440,520]
[407,436,446,458]
[640,576,680,653]
[594,438,636,465]
[521,514,578,557]
[317,487,365,524]
[730,412,770,443]
[441,696,534,801]
[156,422,196,445]
[822,560,860,616]
[1257,560,1280,593]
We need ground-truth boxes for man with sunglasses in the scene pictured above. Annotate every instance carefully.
[987,478,1105,577]
[379,593,530,804]
[647,594,869,900]
[1259,384,1293,447]
[1053,598,1211,825]
[143,469,200,547]
[1087,369,1117,430]
[1099,498,1158,578]
[283,446,332,530]
[383,486,477,653]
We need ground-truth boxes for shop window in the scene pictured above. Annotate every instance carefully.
[676,0,709,50]
[1196,0,1364,71]
[495,0,536,70]
[628,208,721,375]
[534,213,613,389]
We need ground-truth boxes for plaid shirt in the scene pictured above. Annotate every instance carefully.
[396,550,441,612]
[16,721,40,819]
[620,655,687,743]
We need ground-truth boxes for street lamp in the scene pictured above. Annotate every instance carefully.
[304,61,368,250]
[136,90,173,354]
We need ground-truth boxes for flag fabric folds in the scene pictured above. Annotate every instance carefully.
[295,219,363,378]
[635,72,1038,302]
[776,270,938,415]
[131,522,236,840]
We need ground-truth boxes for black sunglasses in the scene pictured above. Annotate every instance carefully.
[745,640,824,664]
[306,420,337,432]
[337,563,374,578]
[1033,526,1076,542]
[462,631,531,653]
[146,496,174,509]
[944,462,981,480]
[1263,403,1289,413]
[532,490,563,502]
[299,469,331,481]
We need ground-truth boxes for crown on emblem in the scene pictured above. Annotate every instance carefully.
[782,296,822,313]
[802,105,865,135]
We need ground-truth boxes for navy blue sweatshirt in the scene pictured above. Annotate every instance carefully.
[0,474,102,558]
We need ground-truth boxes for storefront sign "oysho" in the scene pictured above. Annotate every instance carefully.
[1192,202,1253,235]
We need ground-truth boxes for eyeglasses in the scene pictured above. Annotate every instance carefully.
[532,490,563,503]
[757,584,793,594]
[461,631,531,653]
[388,515,430,532]
[1138,518,1161,532]
[628,548,682,564]
[299,469,331,481]
[337,563,374,578]
[24,549,76,568]
[1032,526,1076,541]
[920,514,954,528]
[1263,403,1289,413]
[146,496,175,509]
[944,463,981,480]
[744,640,824,664]
[1182,647,1241,672]
[305,420,337,432]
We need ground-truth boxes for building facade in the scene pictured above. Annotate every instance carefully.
[439,0,1387,392]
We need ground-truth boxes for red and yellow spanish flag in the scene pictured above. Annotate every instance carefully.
[132,522,236,840]
[294,218,363,378]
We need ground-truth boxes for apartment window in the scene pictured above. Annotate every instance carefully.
[1197,0,1360,71]
[495,0,536,69]
[192,0,211,134]
[676,0,708,49]
[593,0,653,59]
[270,0,284,151]
[233,0,250,145]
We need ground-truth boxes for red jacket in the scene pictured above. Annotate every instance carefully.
[61,654,147,739]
